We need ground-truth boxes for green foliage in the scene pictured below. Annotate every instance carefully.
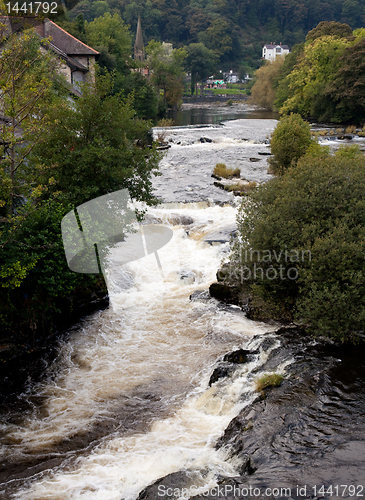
[146,41,186,108]
[85,12,132,74]
[198,18,233,61]
[63,0,365,74]
[0,31,162,348]
[0,201,104,339]
[280,35,349,119]
[268,114,313,175]
[232,146,365,342]
[323,38,365,124]
[305,21,353,41]
[274,43,305,111]
[0,259,38,288]
[119,72,158,120]
[30,73,162,208]
[0,29,67,216]
[255,373,284,392]
[274,21,365,123]
[184,43,217,96]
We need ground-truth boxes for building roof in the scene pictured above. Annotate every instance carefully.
[134,17,144,51]
[264,44,290,50]
[36,19,99,55]
[0,16,98,56]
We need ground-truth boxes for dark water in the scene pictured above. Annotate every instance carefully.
[169,105,279,126]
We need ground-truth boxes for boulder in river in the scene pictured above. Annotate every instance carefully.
[189,290,211,302]
[167,213,194,226]
[209,349,260,386]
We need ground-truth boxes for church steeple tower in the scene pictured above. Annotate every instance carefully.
[134,17,145,62]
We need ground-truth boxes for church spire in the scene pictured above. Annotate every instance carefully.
[134,17,144,61]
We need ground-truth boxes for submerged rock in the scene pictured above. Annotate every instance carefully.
[189,290,211,302]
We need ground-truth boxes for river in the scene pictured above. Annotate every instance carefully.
[0,104,364,500]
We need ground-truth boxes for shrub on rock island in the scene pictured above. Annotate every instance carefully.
[268,114,314,175]
[231,145,365,343]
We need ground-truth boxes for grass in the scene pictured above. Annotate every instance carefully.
[211,88,246,95]
[226,181,257,193]
[318,130,328,136]
[345,125,356,134]
[255,373,284,392]
[213,163,240,178]
[157,118,174,127]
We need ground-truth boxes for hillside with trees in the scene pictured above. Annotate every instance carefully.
[250,21,365,123]
[60,0,365,74]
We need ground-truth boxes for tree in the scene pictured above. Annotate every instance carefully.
[118,72,158,120]
[0,27,67,218]
[231,145,365,342]
[274,42,305,111]
[85,12,132,74]
[268,114,313,175]
[146,41,186,109]
[30,73,162,208]
[198,19,233,61]
[324,37,365,123]
[279,35,349,119]
[184,43,217,96]
[305,20,353,41]
[249,57,285,110]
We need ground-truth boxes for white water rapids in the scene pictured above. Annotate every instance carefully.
[1,113,286,500]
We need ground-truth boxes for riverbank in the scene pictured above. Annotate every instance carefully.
[0,279,108,400]
[182,94,249,104]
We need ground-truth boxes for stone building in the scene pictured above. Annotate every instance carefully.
[0,16,99,96]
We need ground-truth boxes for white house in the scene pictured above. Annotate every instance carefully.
[262,43,290,61]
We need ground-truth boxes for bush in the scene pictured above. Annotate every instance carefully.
[268,114,314,175]
[157,118,175,127]
[231,145,365,343]
[213,163,240,178]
